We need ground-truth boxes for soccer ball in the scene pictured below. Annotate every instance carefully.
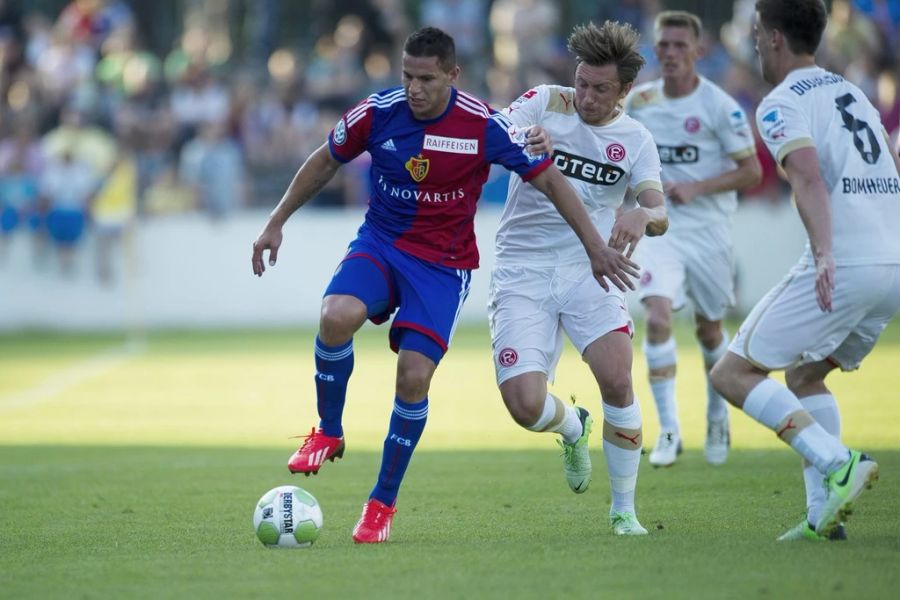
[253,485,323,548]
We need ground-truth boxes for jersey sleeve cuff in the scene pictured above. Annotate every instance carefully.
[727,147,757,161]
[775,138,815,165]
[633,180,663,196]
[520,157,553,182]
[327,138,353,164]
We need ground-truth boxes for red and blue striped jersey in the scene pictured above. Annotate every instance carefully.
[328,86,551,269]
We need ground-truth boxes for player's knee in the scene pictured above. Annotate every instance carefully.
[695,322,722,349]
[599,371,633,405]
[645,313,672,341]
[785,367,826,396]
[501,387,543,428]
[396,362,434,401]
[319,297,366,344]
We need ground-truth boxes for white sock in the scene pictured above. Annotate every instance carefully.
[644,338,679,434]
[701,331,729,422]
[799,393,841,525]
[602,399,642,515]
[743,379,849,474]
[527,393,583,444]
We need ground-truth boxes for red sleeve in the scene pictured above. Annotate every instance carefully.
[520,156,553,182]
[328,97,373,163]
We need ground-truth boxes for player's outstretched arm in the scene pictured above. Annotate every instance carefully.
[529,165,640,292]
[782,146,834,312]
[609,188,667,257]
[251,142,342,276]
[665,154,762,205]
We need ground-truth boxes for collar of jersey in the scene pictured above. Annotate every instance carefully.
[410,87,458,124]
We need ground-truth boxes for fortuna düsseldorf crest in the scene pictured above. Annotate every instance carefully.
[405,154,430,182]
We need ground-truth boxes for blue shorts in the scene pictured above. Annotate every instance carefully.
[325,230,471,364]
[46,208,85,246]
[0,206,17,234]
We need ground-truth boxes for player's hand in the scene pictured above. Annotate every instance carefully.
[814,251,836,312]
[589,246,640,292]
[609,209,650,258]
[525,125,553,157]
[664,181,700,205]
[251,224,284,277]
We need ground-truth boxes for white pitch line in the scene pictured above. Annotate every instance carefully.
[0,338,146,414]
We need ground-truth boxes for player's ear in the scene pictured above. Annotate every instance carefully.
[619,81,634,101]
[447,65,460,85]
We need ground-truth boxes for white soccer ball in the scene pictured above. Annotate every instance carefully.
[253,485,323,548]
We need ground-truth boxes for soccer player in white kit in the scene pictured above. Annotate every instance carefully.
[490,21,667,536]
[710,0,900,541]
[624,11,762,468]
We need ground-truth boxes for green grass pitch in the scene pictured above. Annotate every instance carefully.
[1,321,899,599]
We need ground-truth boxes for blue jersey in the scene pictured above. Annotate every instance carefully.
[328,87,551,269]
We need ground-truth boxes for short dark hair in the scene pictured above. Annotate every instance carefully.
[403,27,456,72]
[654,10,702,40]
[756,0,827,55]
[568,21,646,87]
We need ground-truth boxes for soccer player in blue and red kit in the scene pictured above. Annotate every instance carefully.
[251,27,640,544]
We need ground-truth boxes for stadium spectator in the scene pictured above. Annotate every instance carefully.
[90,152,136,283]
[169,63,230,151]
[625,10,761,468]
[179,120,245,220]
[710,0,900,542]
[490,20,665,536]
[0,145,40,262]
[38,144,100,275]
[251,26,626,544]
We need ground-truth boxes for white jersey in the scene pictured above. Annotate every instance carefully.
[757,66,900,266]
[625,77,756,231]
[495,84,662,266]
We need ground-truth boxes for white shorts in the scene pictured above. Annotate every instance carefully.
[488,262,633,385]
[730,263,900,371]
[635,225,735,320]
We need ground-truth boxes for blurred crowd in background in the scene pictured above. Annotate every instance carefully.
[0,0,899,283]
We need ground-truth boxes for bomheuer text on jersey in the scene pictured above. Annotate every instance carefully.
[553,150,625,185]
[842,176,900,195]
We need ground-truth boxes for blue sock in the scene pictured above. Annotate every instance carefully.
[370,396,428,506]
[314,337,353,438]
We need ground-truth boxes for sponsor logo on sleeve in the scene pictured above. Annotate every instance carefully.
[729,109,750,136]
[333,118,347,145]
[761,108,786,140]
[508,88,538,113]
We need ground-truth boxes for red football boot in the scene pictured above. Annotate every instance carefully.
[351,498,397,544]
[287,428,345,475]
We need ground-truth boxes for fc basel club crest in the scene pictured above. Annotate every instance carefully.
[405,154,430,182]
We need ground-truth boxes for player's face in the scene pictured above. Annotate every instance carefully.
[402,53,460,120]
[753,15,777,85]
[654,26,701,81]
[573,62,629,126]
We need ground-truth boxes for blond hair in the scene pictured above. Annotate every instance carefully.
[567,21,646,87]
